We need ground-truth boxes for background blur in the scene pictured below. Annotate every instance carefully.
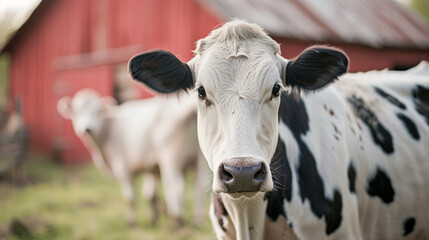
[0,0,428,239]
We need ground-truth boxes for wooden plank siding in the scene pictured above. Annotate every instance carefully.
[5,0,222,162]
[275,38,429,72]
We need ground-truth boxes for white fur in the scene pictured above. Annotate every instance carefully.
[57,89,206,225]
[193,21,283,195]
[186,20,429,239]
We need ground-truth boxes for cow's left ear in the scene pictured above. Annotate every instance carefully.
[129,50,194,94]
[57,96,73,119]
[284,46,348,91]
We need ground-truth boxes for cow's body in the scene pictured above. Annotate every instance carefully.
[129,20,429,239]
[212,69,429,239]
[58,90,205,226]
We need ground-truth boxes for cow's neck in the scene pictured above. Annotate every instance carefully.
[80,114,112,175]
[221,193,267,240]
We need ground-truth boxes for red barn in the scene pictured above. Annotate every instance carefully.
[1,0,429,163]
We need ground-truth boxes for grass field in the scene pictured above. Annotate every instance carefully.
[0,155,215,240]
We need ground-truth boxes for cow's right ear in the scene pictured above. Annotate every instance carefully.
[284,46,348,91]
[57,96,72,119]
[129,50,194,94]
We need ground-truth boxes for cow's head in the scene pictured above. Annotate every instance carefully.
[129,20,348,198]
[57,89,117,136]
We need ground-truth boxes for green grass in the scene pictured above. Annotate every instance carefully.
[0,54,10,109]
[0,155,215,240]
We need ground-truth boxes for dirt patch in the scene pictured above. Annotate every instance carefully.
[79,200,100,209]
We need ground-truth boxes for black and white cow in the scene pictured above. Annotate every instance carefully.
[129,20,429,239]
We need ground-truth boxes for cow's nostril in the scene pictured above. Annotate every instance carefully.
[218,161,268,192]
[219,164,234,183]
[254,163,266,183]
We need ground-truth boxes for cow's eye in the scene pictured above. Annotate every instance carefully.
[272,84,281,98]
[198,86,206,100]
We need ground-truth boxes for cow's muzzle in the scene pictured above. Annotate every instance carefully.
[218,158,268,193]
[85,128,92,134]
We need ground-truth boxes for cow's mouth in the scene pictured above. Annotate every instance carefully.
[225,192,263,200]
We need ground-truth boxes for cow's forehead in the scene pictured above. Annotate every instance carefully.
[72,92,101,111]
[194,20,280,56]
[197,40,278,88]
[193,20,284,100]
[197,53,281,102]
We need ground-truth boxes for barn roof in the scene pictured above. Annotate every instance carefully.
[2,0,429,53]
[0,0,47,54]
[198,0,429,49]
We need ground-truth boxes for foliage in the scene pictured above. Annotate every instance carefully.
[0,54,9,110]
[410,0,429,22]
[0,155,215,240]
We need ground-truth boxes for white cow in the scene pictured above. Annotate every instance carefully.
[129,20,429,239]
[57,89,205,226]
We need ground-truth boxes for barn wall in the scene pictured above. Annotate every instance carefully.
[54,65,113,164]
[7,0,221,162]
[105,0,221,61]
[276,38,429,72]
[9,0,94,156]
[342,45,429,72]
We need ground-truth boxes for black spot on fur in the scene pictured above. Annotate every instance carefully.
[265,137,292,221]
[412,85,429,126]
[279,93,309,135]
[213,194,228,232]
[366,168,395,204]
[278,92,343,235]
[348,95,394,154]
[129,50,193,93]
[403,217,416,237]
[348,162,356,193]
[286,46,348,91]
[374,87,406,110]
[396,113,420,140]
